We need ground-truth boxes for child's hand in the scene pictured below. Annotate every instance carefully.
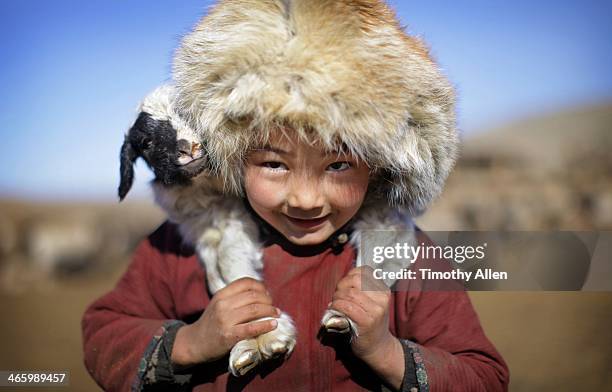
[329,266,397,361]
[172,278,280,367]
[329,266,405,390]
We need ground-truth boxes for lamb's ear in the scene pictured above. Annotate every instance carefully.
[118,135,137,201]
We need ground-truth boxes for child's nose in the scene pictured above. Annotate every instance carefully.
[286,180,325,210]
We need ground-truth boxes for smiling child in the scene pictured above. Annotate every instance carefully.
[82,1,509,391]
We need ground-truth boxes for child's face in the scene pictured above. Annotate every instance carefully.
[244,129,370,246]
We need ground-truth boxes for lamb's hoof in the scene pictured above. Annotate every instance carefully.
[323,315,351,333]
[257,334,295,360]
[257,313,296,360]
[229,339,261,377]
[321,309,358,337]
[271,341,289,356]
[233,349,259,375]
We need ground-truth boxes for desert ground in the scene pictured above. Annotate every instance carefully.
[1,103,611,390]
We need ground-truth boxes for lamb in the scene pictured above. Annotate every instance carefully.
[118,84,415,376]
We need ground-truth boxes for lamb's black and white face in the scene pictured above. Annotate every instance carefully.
[118,111,208,200]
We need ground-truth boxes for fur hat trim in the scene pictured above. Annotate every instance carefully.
[172,0,458,214]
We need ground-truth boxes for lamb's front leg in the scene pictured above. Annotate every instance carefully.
[217,212,297,376]
[191,226,264,376]
[321,204,415,340]
[195,225,265,376]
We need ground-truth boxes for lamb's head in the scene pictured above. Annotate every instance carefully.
[118,85,209,200]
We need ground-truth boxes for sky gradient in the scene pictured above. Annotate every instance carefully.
[1,0,611,200]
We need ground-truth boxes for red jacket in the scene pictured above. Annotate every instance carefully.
[82,222,508,391]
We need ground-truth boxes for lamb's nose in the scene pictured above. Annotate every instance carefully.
[177,139,192,155]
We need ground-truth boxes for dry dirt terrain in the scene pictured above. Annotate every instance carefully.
[1,103,611,390]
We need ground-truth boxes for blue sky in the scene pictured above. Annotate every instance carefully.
[1,0,611,200]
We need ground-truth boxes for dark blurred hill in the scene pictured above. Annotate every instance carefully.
[417,102,612,230]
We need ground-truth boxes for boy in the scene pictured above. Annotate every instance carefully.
[82,1,509,390]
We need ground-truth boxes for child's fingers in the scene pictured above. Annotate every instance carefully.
[233,318,278,341]
[333,287,381,314]
[330,298,372,327]
[229,303,280,325]
[347,267,364,277]
[216,277,268,299]
[336,277,358,291]
[340,267,391,293]
[218,289,274,310]
[347,267,387,286]
[346,266,374,280]
[336,272,362,291]
[334,281,389,309]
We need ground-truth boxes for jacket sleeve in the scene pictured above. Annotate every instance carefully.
[81,223,193,391]
[400,290,510,392]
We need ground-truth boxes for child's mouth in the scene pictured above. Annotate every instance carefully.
[284,214,330,229]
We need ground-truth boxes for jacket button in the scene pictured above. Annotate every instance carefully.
[336,233,348,244]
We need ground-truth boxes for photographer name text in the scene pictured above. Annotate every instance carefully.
[373,268,508,281]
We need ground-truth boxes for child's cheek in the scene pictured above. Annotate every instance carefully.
[244,169,285,210]
[326,172,370,210]
[337,183,368,206]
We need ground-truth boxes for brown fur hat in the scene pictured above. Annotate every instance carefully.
[172,0,458,214]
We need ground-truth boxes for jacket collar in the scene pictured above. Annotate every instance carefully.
[241,198,354,257]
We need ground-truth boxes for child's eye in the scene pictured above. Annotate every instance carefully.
[327,161,351,172]
[262,161,287,171]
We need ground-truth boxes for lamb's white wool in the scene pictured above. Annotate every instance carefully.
[349,200,418,284]
[140,85,200,145]
[139,85,175,122]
